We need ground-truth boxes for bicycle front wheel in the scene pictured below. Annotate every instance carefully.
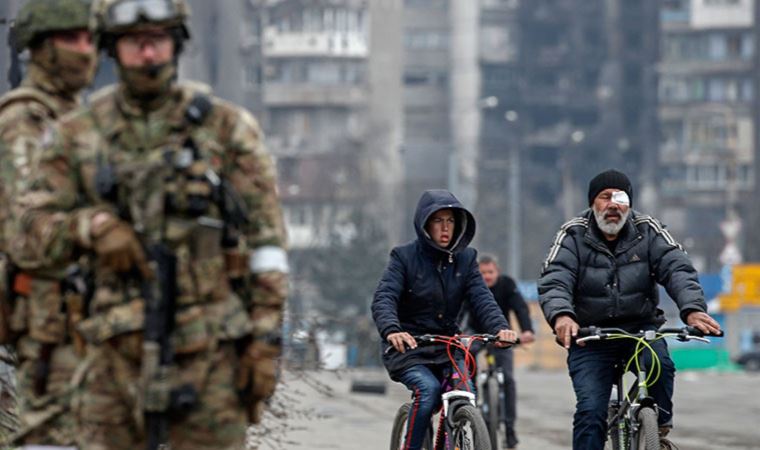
[636,407,660,450]
[450,404,492,450]
[390,403,433,450]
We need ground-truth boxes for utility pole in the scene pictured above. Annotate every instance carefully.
[449,0,481,208]
[505,110,521,278]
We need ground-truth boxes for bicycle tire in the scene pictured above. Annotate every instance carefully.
[605,404,623,450]
[390,403,433,450]
[450,404,492,450]
[484,376,501,449]
[606,427,621,450]
[636,407,660,450]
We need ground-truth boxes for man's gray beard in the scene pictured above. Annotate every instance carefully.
[593,207,629,236]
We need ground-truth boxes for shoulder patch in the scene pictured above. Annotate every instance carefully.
[542,217,588,270]
[185,93,214,125]
[634,215,683,250]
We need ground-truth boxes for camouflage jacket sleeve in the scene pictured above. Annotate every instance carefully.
[0,101,51,252]
[222,106,288,339]
[7,120,107,272]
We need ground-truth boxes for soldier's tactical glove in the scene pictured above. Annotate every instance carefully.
[236,338,281,424]
[90,214,152,279]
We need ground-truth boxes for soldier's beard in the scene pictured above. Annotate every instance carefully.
[32,43,97,94]
[593,206,629,236]
[119,62,176,102]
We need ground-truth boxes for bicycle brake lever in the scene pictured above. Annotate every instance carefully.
[686,336,710,344]
[576,335,601,344]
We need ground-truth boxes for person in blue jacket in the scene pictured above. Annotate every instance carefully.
[372,189,516,450]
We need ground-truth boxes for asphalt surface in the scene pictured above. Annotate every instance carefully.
[249,368,760,450]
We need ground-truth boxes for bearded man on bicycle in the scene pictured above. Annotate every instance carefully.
[372,189,516,450]
[537,169,721,450]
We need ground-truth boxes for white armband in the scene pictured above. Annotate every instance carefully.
[249,246,289,274]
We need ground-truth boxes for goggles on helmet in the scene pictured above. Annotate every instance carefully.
[106,0,177,28]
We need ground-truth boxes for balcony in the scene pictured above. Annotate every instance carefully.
[691,0,753,29]
[264,29,368,58]
[658,59,753,76]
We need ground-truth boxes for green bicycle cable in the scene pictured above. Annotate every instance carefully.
[603,334,662,402]
[601,332,692,403]
[640,333,682,387]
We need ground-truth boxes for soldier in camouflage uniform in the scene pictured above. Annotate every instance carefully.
[0,0,97,445]
[8,0,288,448]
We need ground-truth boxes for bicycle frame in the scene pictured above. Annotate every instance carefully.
[576,326,722,450]
[389,334,511,450]
[436,369,477,450]
[475,344,512,450]
[607,364,656,449]
[431,335,485,450]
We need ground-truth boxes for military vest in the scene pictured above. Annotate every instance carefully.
[73,84,252,353]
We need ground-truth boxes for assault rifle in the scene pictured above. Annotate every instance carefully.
[141,243,196,450]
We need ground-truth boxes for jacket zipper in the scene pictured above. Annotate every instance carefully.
[436,260,448,330]
[584,235,620,318]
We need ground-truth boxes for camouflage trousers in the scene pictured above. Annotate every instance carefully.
[15,343,80,446]
[0,348,18,447]
[73,333,247,450]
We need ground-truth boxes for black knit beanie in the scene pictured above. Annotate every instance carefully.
[587,169,633,206]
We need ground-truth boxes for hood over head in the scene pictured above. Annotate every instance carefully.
[413,189,476,256]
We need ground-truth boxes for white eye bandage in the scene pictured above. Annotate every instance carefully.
[249,246,290,274]
[611,191,630,206]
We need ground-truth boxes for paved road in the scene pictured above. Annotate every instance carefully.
[249,368,760,450]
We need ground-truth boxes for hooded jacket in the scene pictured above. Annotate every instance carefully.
[372,189,508,378]
[538,209,707,330]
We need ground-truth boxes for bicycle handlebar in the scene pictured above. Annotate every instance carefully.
[415,333,521,345]
[384,333,520,355]
[575,325,723,344]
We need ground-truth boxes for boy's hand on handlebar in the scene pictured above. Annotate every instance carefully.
[495,329,518,347]
[387,332,417,353]
[686,311,722,336]
[554,315,580,349]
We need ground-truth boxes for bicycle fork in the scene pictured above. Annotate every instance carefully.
[610,370,659,450]
[609,382,628,449]
[437,391,476,450]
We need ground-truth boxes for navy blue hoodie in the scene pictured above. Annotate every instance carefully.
[372,189,509,379]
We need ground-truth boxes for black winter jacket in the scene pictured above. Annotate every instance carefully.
[538,209,707,331]
[372,190,509,379]
[462,275,533,334]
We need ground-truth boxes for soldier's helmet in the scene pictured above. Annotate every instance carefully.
[91,0,191,53]
[12,0,93,52]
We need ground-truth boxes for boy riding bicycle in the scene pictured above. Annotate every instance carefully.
[372,190,516,450]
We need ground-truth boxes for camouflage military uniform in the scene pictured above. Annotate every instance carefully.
[10,1,288,448]
[0,0,96,445]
